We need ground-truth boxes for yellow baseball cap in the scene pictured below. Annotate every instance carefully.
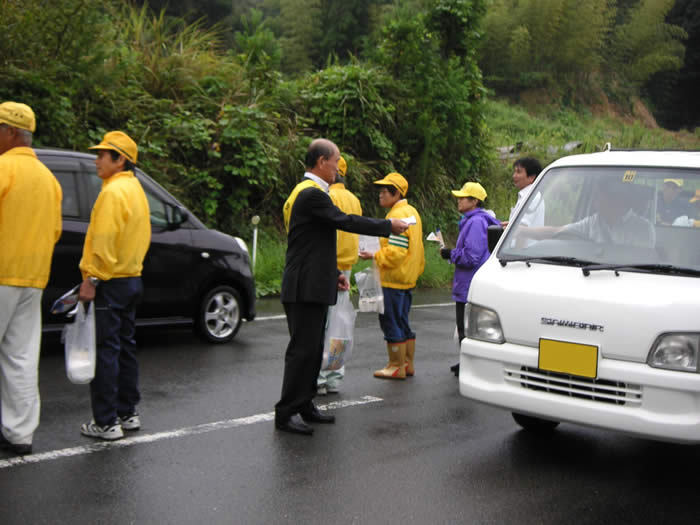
[0,102,36,132]
[374,172,408,197]
[664,178,683,187]
[337,156,347,177]
[89,131,138,164]
[451,181,487,200]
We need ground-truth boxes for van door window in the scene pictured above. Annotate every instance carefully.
[52,171,81,218]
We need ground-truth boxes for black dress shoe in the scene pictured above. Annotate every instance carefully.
[275,414,314,435]
[450,363,460,376]
[300,404,335,424]
[0,433,32,456]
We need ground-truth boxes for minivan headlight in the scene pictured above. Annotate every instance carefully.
[234,237,249,254]
[467,303,505,344]
[647,333,700,372]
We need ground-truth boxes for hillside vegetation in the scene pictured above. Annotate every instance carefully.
[2,0,699,295]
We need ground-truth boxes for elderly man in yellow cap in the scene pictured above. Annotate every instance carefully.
[441,182,500,376]
[316,156,363,395]
[0,102,62,455]
[77,131,151,441]
[359,172,425,379]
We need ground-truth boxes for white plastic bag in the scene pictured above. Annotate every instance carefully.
[355,263,384,314]
[321,292,357,371]
[62,301,96,384]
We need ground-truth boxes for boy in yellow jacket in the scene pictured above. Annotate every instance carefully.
[359,172,425,379]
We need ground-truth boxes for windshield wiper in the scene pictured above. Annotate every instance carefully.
[499,256,597,268]
[581,263,700,277]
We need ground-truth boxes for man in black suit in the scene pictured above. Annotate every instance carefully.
[276,138,409,435]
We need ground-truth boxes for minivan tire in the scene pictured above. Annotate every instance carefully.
[197,285,242,343]
[512,412,560,433]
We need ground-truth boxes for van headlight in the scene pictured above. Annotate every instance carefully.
[467,303,505,344]
[647,334,700,372]
[234,237,249,254]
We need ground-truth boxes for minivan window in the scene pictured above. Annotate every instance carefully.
[142,184,168,228]
[501,167,700,270]
[53,170,81,218]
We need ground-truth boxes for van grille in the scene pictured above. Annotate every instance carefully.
[504,366,642,406]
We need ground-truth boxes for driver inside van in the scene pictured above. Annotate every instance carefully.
[520,180,656,248]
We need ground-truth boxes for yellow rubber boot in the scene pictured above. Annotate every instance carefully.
[374,341,407,379]
[405,338,415,376]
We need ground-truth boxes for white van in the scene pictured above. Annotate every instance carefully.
[460,147,700,443]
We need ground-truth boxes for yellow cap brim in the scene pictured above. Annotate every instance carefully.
[88,143,136,163]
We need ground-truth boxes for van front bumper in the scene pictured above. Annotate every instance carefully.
[460,338,700,444]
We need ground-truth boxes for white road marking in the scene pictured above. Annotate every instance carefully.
[0,396,383,470]
[254,302,452,321]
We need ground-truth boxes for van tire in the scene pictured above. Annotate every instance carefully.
[512,412,560,433]
[196,285,242,343]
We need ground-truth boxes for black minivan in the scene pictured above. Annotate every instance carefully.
[38,148,256,343]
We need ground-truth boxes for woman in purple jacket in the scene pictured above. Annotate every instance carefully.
[440,182,500,375]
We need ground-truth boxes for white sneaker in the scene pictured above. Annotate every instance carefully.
[80,420,124,441]
[317,385,327,395]
[119,413,141,431]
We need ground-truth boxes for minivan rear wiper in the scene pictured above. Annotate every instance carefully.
[499,256,597,267]
[581,263,700,277]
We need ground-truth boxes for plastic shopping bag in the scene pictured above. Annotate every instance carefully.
[321,292,357,371]
[62,302,96,384]
[354,263,384,314]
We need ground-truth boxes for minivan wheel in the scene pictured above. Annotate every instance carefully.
[512,412,560,433]
[196,285,242,343]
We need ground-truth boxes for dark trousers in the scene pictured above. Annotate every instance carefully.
[455,301,466,342]
[275,302,328,422]
[90,277,143,426]
[379,287,414,343]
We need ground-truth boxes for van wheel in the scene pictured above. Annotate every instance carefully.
[512,412,560,433]
[196,285,242,343]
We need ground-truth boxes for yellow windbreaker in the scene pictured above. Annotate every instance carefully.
[80,171,151,280]
[0,147,62,289]
[374,199,425,289]
[329,183,362,270]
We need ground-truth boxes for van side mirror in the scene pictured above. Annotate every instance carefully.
[487,225,504,252]
[167,204,189,231]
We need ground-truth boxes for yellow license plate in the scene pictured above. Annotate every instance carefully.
[538,339,598,378]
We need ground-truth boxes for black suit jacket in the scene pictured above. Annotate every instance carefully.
[281,186,391,305]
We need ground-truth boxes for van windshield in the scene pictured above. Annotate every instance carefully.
[499,167,700,273]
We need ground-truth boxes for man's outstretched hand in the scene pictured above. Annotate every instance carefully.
[390,219,408,234]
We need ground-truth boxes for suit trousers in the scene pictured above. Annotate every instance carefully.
[275,302,328,421]
[0,285,42,445]
[91,277,143,427]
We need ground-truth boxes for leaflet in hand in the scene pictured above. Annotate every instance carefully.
[426,229,445,248]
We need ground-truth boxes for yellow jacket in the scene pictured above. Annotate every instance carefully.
[329,183,362,270]
[375,200,425,289]
[0,147,62,289]
[80,171,151,280]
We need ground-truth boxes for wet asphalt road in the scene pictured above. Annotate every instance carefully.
[1,289,699,524]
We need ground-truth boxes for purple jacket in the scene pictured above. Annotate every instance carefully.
[450,208,501,302]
